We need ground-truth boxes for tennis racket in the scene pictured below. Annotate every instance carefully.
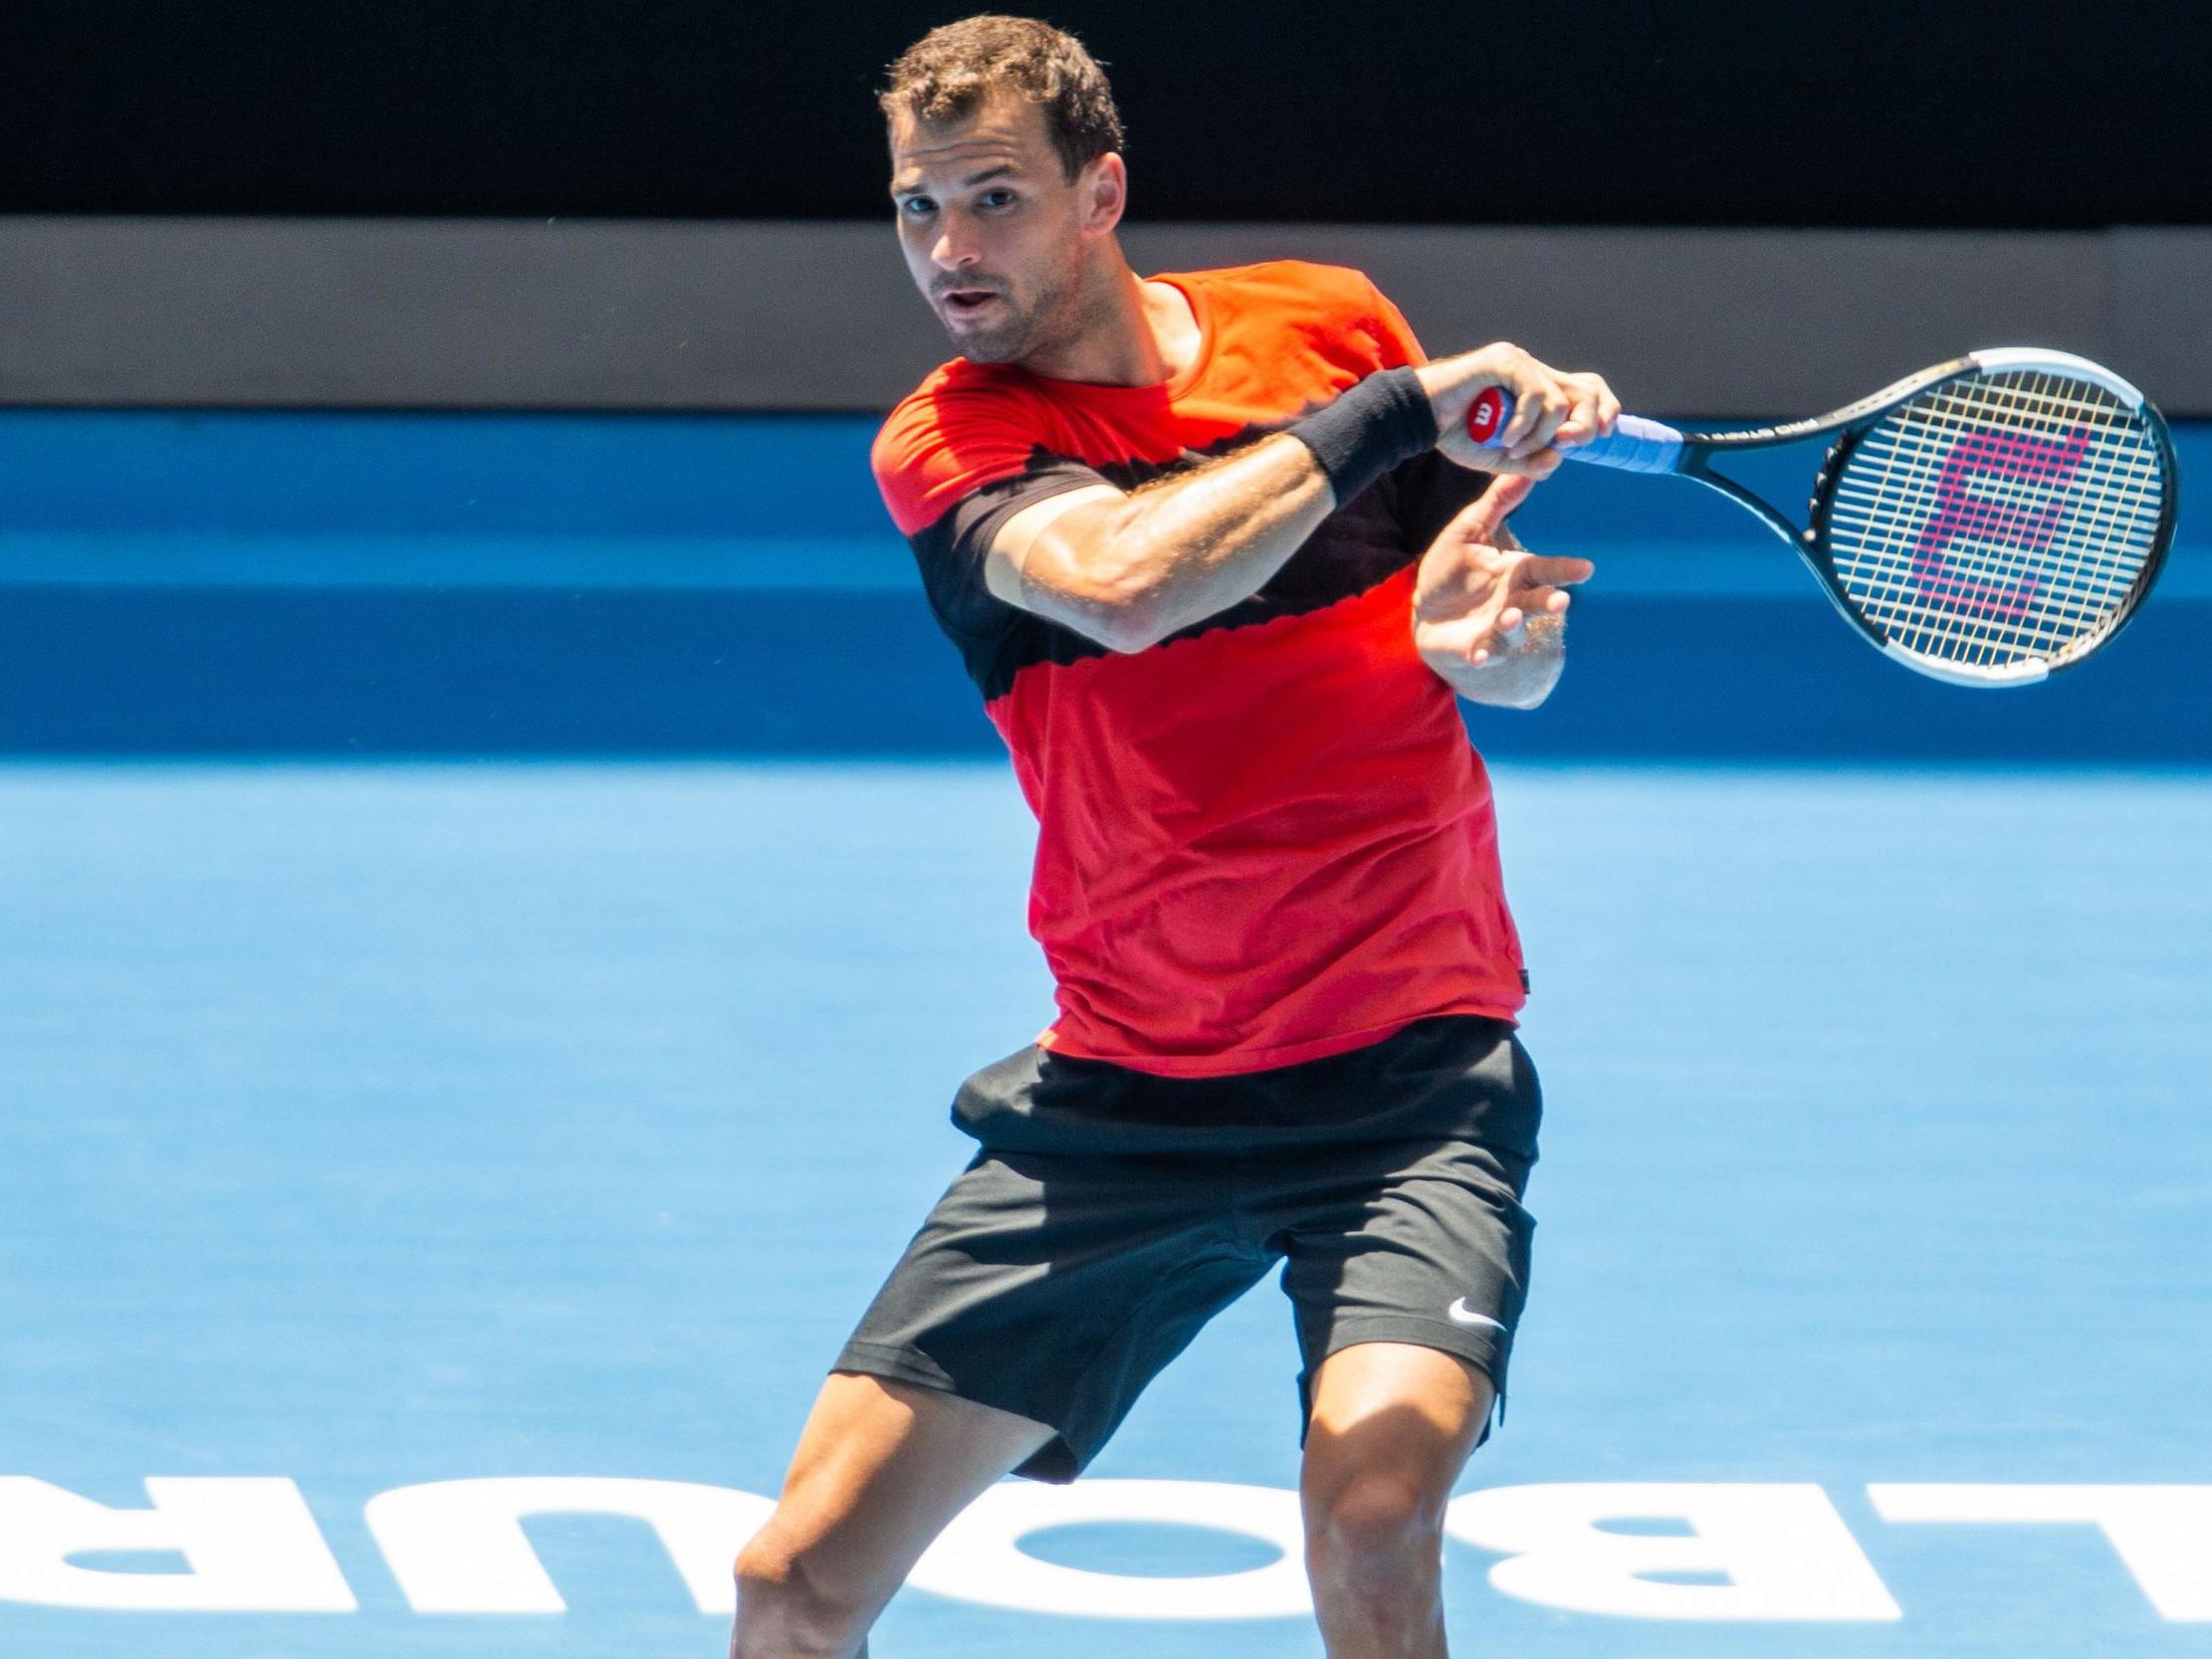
[1465,348,2178,686]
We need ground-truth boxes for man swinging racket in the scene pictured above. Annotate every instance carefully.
[731,15,1618,1658]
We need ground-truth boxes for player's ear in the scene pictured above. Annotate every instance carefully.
[1077,152,1127,238]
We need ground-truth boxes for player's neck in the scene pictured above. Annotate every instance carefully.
[1017,254,1201,389]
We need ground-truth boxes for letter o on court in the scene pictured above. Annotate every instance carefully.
[905,1479,1311,1619]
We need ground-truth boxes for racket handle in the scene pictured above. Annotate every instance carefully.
[1465,386,1684,475]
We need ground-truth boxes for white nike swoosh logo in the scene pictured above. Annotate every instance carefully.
[1447,1299,1506,1332]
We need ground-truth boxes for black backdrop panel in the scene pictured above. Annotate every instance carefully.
[3,0,2206,226]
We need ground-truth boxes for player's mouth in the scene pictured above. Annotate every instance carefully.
[941,288,1003,320]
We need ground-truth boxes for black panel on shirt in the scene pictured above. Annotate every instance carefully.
[907,428,1499,704]
[1388,449,1497,554]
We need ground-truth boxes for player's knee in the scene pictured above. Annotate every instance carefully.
[1304,1472,1446,1584]
[730,1524,866,1654]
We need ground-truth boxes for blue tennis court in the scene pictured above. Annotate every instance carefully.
[2,413,2207,1658]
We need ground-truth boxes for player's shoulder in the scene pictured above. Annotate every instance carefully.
[1182,259,1391,324]
[870,359,1061,535]
[1178,259,1419,373]
[870,358,1047,479]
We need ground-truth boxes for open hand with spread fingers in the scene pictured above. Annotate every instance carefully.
[1412,474,1596,709]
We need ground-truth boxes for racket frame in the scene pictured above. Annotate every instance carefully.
[1660,350,2179,686]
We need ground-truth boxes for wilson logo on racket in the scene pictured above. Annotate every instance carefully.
[1908,427,2091,623]
[1466,347,2176,687]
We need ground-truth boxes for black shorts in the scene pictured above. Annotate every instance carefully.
[832,1015,1542,1484]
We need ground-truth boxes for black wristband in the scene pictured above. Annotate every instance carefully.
[1285,366,1439,506]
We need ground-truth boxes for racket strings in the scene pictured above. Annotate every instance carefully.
[1821,369,2166,672]
[1832,479,2147,620]
[1830,375,2162,664]
[1836,379,2156,658]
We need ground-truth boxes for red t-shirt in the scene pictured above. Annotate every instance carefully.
[871,260,1527,1077]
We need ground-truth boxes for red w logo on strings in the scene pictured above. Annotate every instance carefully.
[1910,427,2091,620]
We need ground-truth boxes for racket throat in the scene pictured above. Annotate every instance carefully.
[1679,460,1811,551]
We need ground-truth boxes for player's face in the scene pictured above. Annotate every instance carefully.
[887,97,1096,364]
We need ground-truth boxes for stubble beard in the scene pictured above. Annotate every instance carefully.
[951,247,1086,367]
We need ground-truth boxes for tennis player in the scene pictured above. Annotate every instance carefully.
[731,16,1617,1658]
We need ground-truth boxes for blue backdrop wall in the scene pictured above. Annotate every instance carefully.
[0,412,2201,761]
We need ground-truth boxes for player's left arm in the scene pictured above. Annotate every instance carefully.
[1411,473,1595,710]
[1351,271,1600,710]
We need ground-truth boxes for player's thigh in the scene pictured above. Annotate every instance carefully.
[1271,1133,1535,1441]
[1299,1340,1493,1531]
[740,1369,1054,1610]
[837,1141,1267,1482]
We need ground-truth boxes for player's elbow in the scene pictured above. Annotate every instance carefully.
[1032,594,1158,653]
[1042,592,1179,654]
[1090,583,1183,652]
[1028,575,1173,653]
[1096,609,1167,653]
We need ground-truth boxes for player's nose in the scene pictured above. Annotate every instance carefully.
[930,216,983,271]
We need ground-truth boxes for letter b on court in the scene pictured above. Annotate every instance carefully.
[1444,1483,1901,1620]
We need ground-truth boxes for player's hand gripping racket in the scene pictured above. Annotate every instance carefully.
[1467,348,2178,686]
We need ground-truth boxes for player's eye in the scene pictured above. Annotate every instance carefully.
[899,196,936,218]
[980,189,1016,210]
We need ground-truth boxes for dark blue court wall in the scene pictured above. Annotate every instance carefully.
[0,410,2202,762]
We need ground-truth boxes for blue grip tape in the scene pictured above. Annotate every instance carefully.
[1470,391,1685,475]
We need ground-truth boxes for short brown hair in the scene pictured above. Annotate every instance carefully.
[880,15,1125,183]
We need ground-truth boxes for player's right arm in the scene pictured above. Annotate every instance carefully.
[986,342,1613,654]
[983,436,1328,653]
